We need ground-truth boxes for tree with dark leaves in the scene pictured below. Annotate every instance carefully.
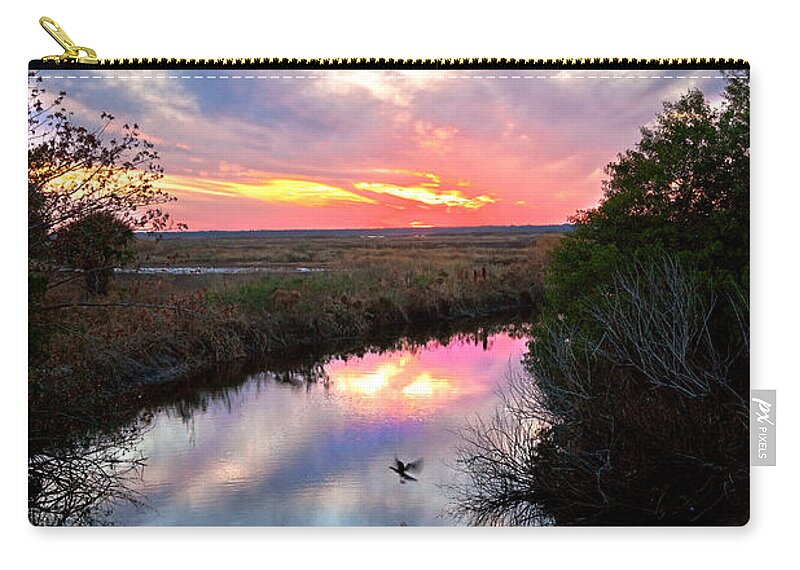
[28,73,184,359]
[55,211,136,295]
[547,71,749,321]
[448,73,750,526]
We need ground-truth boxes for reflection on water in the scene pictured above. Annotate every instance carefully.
[32,326,529,526]
[28,423,149,526]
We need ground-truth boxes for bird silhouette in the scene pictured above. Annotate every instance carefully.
[390,457,424,483]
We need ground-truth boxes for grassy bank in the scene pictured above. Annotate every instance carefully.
[29,231,561,430]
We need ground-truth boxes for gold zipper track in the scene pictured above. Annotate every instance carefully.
[32,57,749,70]
[35,18,748,70]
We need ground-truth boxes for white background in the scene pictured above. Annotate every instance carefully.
[2,1,795,568]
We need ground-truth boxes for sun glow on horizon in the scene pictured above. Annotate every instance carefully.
[36,69,728,231]
[155,166,501,230]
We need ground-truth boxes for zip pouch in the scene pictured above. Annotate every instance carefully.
[28,17,750,527]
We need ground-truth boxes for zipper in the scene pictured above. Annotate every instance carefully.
[38,17,98,65]
[33,16,749,70]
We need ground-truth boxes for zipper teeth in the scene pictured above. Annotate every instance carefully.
[33,57,749,69]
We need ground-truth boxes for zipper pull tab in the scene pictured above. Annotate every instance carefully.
[39,16,98,64]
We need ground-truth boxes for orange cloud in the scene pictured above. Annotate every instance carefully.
[372,168,442,187]
[353,181,494,209]
[157,174,378,207]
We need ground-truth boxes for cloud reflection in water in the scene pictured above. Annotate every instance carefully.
[112,331,528,525]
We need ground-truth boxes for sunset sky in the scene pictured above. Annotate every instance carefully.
[36,70,726,231]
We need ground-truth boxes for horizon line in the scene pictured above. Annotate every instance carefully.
[139,222,574,234]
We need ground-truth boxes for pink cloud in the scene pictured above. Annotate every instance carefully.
[35,70,727,230]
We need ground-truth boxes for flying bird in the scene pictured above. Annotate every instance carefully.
[390,457,424,483]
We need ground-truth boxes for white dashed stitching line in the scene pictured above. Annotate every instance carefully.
[33,74,728,80]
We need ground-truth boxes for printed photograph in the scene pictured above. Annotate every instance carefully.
[28,68,749,526]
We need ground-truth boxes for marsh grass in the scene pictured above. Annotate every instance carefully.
[30,232,562,422]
